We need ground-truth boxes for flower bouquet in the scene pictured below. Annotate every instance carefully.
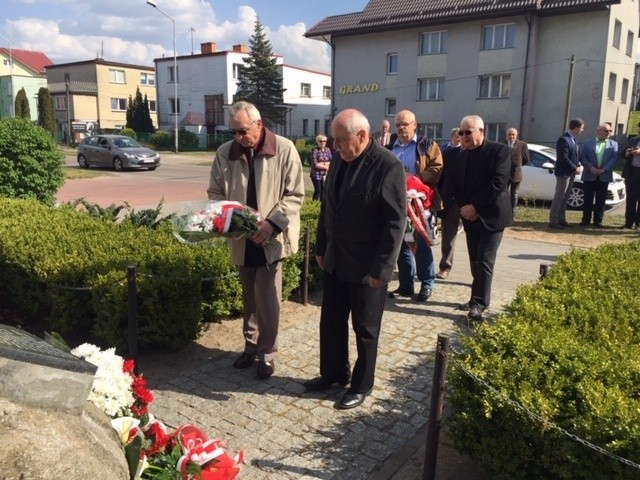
[173,201,261,244]
[405,175,436,250]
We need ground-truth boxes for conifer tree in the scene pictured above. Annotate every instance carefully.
[14,88,31,119]
[234,18,285,128]
[37,87,56,137]
[125,87,155,133]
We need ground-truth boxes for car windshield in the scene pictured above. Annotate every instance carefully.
[113,137,142,148]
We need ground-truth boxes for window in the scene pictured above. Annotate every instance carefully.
[418,78,445,100]
[621,78,629,104]
[485,123,507,142]
[232,63,243,80]
[479,74,511,98]
[168,65,179,83]
[482,24,515,50]
[111,98,127,111]
[385,98,397,116]
[324,118,331,135]
[109,69,126,84]
[613,20,622,49]
[626,30,634,57]
[140,73,155,86]
[302,119,309,136]
[422,123,442,139]
[323,86,331,98]
[148,100,157,112]
[420,31,448,55]
[55,96,66,110]
[387,53,398,75]
[3,59,8,66]
[300,83,311,97]
[169,98,180,114]
[608,73,617,100]
[314,119,320,136]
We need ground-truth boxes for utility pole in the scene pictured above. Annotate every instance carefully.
[563,54,576,132]
[190,27,195,55]
[65,73,72,146]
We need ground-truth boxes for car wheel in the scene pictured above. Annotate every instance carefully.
[113,158,124,171]
[77,154,90,169]
[148,167,157,171]
[567,183,585,209]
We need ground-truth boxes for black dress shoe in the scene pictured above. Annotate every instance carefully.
[468,306,484,322]
[579,221,589,226]
[232,352,256,369]
[620,224,634,229]
[414,287,432,302]
[336,389,372,410]
[559,221,572,228]
[548,223,566,230]
[303,375,350,392]
[593,223,604,228]
[257,360,275,379]
[388,287,413,299]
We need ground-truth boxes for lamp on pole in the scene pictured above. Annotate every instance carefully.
[146,0,179,153]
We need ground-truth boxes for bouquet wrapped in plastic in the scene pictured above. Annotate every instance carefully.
[405,175,437,249]
[173,200,261,244]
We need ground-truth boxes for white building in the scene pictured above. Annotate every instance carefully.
[306,0,639,145]
[152,43,331,140]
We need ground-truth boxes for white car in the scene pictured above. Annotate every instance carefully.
[518,143,626,209]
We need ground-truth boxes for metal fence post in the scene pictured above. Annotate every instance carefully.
[127,265,138,364]
[302,227,310,306]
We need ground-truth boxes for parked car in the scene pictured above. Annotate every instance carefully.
[519,143,626,209]
[77,135,161,171]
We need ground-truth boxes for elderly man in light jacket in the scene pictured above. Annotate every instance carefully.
[207,101,305,380]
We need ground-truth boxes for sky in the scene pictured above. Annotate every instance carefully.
[1,0,369,72]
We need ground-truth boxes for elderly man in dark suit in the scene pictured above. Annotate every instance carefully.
[622,122,640,229]
[504,127,529,217]
[304,108,406,409]
[450,115,511,322]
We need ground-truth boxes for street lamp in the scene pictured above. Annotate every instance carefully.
[146,0,179,153]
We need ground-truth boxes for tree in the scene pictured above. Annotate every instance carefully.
[126,87,155,134]
[14,88,31,119]
[37,87,56,137]
[234,17,285,128]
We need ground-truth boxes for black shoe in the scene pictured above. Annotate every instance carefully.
[559,221,572,228]
[548,223,566,230]
[304,375,350,392]
[468,306,484,322]
[336,389,372,410]
[414,287,432,302]
[593,223,604,228]
[579,221,589,226]
[257,360,275,379]
[232,352,256,369]
[388,287,414,299]
[620,224,634,229]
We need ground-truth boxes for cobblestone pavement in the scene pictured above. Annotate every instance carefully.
[144,235,572,479]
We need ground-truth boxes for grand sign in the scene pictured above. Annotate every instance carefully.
[339,83,380,96]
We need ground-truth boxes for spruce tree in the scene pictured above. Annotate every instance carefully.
[37,87,56,137]
[14,88,31,119]
[234,18,285,128]
[126,87,154,133]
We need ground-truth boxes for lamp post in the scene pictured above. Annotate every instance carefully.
[146,0,179,153]
[0,33,15,117]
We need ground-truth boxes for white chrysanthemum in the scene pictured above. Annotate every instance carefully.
[70,343,101,359]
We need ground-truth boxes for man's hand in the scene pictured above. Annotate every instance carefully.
[315,255,324,269]
[460,204,479,221]
[369,276,387,289]
[251,221,274,245]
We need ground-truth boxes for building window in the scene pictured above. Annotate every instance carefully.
[385,98,397,116]
[608,73,617,100]
[302,119,309,136]
[169,98,180,114]
[613,20,622,49]
[420,31,448,55]
[387,53,398,75]
[111,98,127,111]
[300,83,311,97]
[482,24,515,50]
[140,73,155,86]
[479,74,511,98]
[109,69,126,84]
[626,30,634,57]
[3,59,8,66]
[422,123,443,140]
[323,86,331,98]
[621,78,629,104]
[314,119,320,136]
[168,65,179,83]
[148,100,157,112]
[55,96,66,110]
[324,118,331,135]
[232,63,242,80]
[485,123,507,142]
[418,78,445,100]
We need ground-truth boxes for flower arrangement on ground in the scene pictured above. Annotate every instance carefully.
[173,200,261,244]
[72,343,244,480]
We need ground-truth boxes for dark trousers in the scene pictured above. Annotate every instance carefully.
[581,178,608,225]
[438,203,460,272]
[509,180,520,215]
[311,177,324,201]
[462,219,504,310]
[318,271,388,393]
[625,167,640,227]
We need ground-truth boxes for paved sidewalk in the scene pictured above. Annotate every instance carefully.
[139,233,572,479]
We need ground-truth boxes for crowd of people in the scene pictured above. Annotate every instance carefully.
[208,100,639,410]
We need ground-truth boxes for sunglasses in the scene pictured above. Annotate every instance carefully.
[458,129,476,136]
[231,120,256,136]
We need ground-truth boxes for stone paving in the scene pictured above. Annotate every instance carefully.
[147,236,572,479]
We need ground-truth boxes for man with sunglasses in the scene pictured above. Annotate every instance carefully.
[207,101,305,380]
[450,115,511,322]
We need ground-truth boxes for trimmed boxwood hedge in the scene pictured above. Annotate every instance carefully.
[448,240,640,479]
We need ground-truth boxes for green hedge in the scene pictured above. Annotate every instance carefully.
[448,240,640,479]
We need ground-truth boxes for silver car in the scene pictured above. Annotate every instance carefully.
[77,135,161,171]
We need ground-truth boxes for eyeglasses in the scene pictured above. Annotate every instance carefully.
[395,122,415,128]
[458,129,476,136]
[318,140,327,143]
[230,120,256,136]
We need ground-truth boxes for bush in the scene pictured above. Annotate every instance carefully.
[448,240,640,479]
[0,117,64,206]
[177,129,200,151]
[296,142,315,166]
[148,130,173,149]
[120,128,137,140]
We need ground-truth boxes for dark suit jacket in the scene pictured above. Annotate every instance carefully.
[555,132,580,176]
[316,140,406,284]
[503,139,529,183]
[622,135,640,179]
[439,145,461,211]
[451,140,512,231]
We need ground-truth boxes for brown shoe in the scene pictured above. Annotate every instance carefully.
[436,270,449,279]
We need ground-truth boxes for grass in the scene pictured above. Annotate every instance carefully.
[63,167,110,180]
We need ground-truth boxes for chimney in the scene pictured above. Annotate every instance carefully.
[232,44,249,53]
[201,42,217,54]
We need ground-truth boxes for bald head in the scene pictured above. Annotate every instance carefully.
[331,109,371,161]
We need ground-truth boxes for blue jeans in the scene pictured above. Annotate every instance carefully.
[397,234,435,292]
